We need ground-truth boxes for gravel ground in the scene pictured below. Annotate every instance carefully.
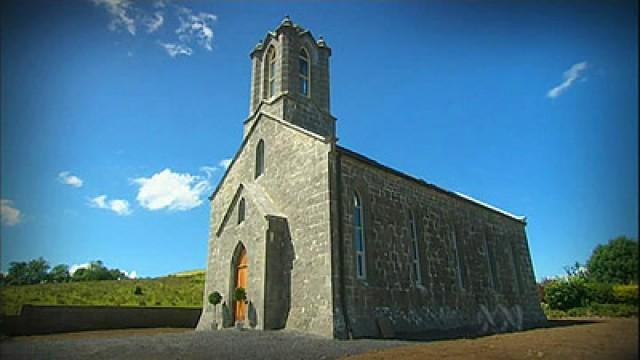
[0,328,410,360]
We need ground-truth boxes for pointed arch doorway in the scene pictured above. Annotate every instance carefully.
[234,245,249,322]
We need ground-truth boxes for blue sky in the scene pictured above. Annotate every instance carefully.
[1,0,637,280]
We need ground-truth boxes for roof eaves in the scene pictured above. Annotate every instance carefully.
[336,146,526,224]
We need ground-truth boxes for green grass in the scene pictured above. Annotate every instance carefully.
[0,272,205,316]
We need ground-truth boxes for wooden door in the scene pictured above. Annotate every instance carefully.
[234,248,248,321]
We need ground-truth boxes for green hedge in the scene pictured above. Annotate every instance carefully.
[544,303,638,318]
[612,284,638,305]
[544,278,588,310]
[544,279,638,311]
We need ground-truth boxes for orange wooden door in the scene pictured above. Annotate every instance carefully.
[234,248,248,321]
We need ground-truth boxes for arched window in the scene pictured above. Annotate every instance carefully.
[268,47,277,97]
[353,192,366,279]
[449,228,466,290]
[298,48,310,97]
[238,198,245,224]
[510,241,523,294]
[255,139,264,178]
[484,234,498,291]
[409,210,422,285]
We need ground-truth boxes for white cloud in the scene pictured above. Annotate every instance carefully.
[58,171,84,188]
[91,0,217,58]
[1,199,22,226]
[133,168,210,211]
[176,7,217,52]
[69,263,90,275]
[91,0,136,35]
[123,270,138,279]
[547,61,588,99]
[219,158,232,169]
[159,42,193,57]
[145,11,164,33]
[89,195,132,216]
[199,165,218,178]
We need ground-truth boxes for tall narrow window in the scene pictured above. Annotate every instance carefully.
[298,49,310,96]
[238,198,245,224]
[268,48,277,97]
[510,241,523,294]
[409,210,422,285]
[353,192,366,279]
[255,139,264,178]
[483,234,498,291]
[449,228,466,290]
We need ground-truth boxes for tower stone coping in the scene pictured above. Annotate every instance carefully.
[256,111,330,143]
[244,92,336,125]
[337,146,527,224]
[250,17,331,58]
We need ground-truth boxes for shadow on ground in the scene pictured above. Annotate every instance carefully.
[386,319,601,342]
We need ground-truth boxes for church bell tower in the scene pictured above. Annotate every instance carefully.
[244,16,335,139]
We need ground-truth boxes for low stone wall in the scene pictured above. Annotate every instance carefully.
[1,305,202,336]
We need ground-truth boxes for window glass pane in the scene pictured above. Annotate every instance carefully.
[354,230,363,251]
[353,209,361,227]
[255,140,264,178]
[300,78,308,96]
[412,241,418,258]
[238,199,245,224]
[299,58,308,76]
[357,255,363,277]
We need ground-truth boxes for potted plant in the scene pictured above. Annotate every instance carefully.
[208,291,223,330]
[233,287,247,328]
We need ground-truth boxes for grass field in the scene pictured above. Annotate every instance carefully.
[0,271,205,316]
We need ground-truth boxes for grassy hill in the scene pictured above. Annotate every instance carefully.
[0,271,206,316]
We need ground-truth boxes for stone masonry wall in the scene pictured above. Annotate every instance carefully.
[199,114,335,337]
[334,151,546,338]
[198,185,268,330]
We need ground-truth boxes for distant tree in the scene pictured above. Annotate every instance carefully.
[5,258,49,285]
[109,268,126,281]
[6,261,29,285]
[26,257,50,284]
[587,236,638,284]
[71,267,89,282]
[48,264,71,283]
[0,272,5,286]
[71,260,125,282]
[87,260,111,280]
[563,261,587,279]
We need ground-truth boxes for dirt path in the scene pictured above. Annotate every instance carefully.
[344,318,638,360]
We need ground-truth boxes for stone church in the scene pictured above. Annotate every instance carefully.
[197,17,546,339]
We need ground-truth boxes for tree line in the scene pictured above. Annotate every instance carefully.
[0,258,128,286]
[539,235,638,316]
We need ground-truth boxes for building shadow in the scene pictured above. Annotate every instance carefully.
[380,319,601,343]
